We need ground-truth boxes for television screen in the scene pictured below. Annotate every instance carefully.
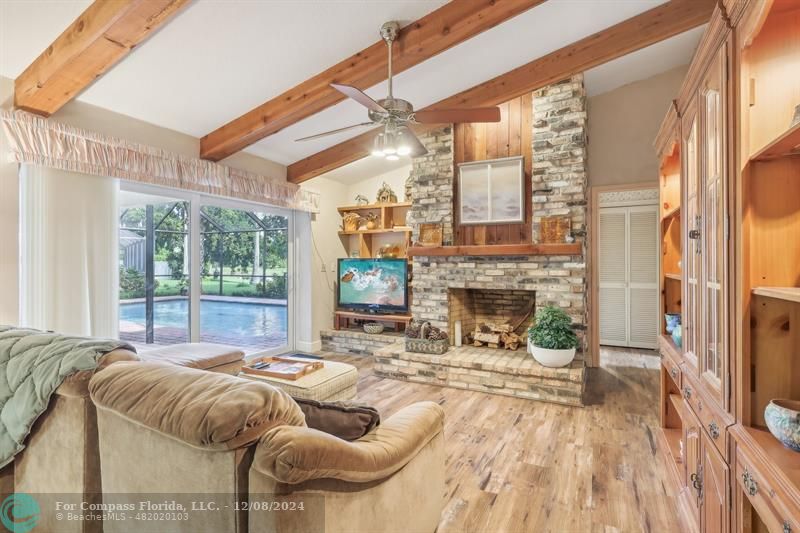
[337,258,408,312]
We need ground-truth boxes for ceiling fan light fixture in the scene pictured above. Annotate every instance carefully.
[386,154,400,161]
[382,131,397,155]
[371,134,386,157]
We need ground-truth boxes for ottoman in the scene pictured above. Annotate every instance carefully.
[240,360,358,401]
[139,342,245,375]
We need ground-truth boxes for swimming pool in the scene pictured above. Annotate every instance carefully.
[119,299,287,348]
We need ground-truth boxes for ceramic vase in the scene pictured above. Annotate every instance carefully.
[765,399,800,452]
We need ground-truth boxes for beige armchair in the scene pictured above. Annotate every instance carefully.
[249,401,446,533]
[89,361,306,533]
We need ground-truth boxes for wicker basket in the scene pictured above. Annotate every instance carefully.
[363,322,385,334]
[405,337,449,355]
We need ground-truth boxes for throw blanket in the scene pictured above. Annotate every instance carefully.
[0,325,135,468]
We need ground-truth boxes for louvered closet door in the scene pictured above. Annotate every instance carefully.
[599,205,659,349]
[599,208,628,346]
[627,206,659,348]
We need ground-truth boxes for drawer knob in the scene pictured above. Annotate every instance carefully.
[784,521,791,533]
[683,386,692,400]
[671,368,678,379]
[742,468,758,496]
[708,421,720,440]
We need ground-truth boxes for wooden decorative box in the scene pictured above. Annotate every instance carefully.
[241,356,323,381]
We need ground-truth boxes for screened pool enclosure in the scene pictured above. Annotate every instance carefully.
[118,189,290,353]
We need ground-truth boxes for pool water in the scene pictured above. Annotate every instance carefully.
[119,299,287,343]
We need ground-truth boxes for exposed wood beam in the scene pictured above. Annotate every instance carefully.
[199,0,547,162]
[287,0,715,184]
[14,0,191,116]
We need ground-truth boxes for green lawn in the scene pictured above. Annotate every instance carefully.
[154,272,286,298]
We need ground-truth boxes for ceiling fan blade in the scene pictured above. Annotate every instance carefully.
[397,126,428,157]
[295,122,375,142]
[330,83,387,114]
[414,107,501,124]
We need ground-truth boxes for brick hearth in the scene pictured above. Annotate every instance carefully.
[373,343,585,406]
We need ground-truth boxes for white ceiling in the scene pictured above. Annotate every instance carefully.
[0,0,701,170]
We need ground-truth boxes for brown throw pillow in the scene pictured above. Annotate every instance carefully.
[293,398,380,441]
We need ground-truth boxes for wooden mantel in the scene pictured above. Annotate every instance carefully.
[407,243,582,257]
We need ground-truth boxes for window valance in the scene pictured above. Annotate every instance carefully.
[1,110,319,213]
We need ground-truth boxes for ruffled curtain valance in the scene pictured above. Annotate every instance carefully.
[1,110,319,213]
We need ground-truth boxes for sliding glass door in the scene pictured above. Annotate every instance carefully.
[118,191,190,346]
[199,203,289,353]
[118,184,292,355]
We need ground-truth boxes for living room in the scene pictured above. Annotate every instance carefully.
[0,0,799,532]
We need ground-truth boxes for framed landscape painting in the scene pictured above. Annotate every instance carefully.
[458,156,524,225]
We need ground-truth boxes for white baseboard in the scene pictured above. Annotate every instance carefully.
[296,339,322,353]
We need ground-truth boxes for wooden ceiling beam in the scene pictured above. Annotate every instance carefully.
[287,0,715,184]
[14,0,191,116]
[199,0,547,162]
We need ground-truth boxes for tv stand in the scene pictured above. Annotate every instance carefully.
[334,310,412,332]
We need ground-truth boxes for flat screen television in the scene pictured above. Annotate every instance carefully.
[337,258,408,313]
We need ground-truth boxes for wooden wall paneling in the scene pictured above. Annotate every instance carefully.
[453,94,533,246]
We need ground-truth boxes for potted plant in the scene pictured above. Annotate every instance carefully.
[527,306,579,368]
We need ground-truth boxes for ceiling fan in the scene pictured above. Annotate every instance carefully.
[295,21,502,160]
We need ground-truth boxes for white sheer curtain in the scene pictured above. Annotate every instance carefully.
[19,164,119,338]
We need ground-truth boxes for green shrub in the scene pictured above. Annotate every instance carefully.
[528,306,579,350]
[119,267,160,299]
[258,276,287,299]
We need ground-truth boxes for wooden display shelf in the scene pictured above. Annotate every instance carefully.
[338,228,411,236]
[735,425,800,497]
[752,286,800,304]
[664,273,682,281]
[337,201,411,213]
[408,242,581,257]
[751,122,800,161]
[334,310,412,332]
[661,204,681,221]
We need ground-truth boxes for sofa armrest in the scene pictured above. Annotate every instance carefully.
[252,401,444,484]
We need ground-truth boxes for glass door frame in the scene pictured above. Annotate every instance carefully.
[120,181,296,357]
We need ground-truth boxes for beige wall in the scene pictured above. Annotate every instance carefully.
[0,75,286,326]
[587,65,688,187]
[300,177,348,341]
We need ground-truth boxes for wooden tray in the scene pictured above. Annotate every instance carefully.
[241,356,323,381]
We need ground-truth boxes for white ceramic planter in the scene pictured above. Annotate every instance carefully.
[528,339,576,368]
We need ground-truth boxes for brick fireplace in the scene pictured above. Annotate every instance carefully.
[448,288,535,348]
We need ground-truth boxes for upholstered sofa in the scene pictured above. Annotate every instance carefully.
[9,341,245,533]
[88,361,446,533]
[12,347,139,533]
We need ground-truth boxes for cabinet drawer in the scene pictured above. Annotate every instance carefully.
[736,446,800,533]
[662,356,681,389]
[681,374,730,461]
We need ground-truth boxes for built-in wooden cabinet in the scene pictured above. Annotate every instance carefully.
[657,0,800,531]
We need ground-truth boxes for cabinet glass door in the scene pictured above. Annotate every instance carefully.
[700,47,727,403]
[683,113,700,370]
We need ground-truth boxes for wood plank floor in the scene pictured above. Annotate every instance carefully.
[325,346,681,533]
